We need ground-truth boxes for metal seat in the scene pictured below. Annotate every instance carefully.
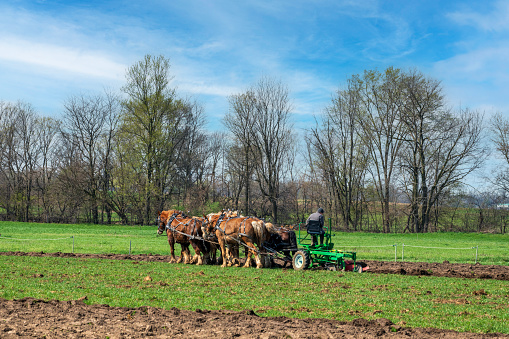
[306,220,324,235]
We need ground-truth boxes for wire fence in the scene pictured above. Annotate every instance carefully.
[329,243,504,265]
[0,235,157,255]
[0,236,76,253]
[401,244,479,263]
[336,244,398,262]
[1,235,507,265]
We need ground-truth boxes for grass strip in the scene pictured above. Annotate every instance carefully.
[0,255,507,334]
[1,221,509,265]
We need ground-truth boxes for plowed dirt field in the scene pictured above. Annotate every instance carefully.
[1,251,508,338]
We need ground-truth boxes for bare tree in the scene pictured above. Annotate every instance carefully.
[490,113,509,194]
[61,93,116,224]
[0,101,18,218]
[207,132,225,202]
[0,101,61,222]
[224,78,295,222]
[306,78,369,230]
[251,77,295,223]
[224,91,257,215]
[98,90,121,224]
[173,100,209,209]
[0,102,40,221]
[357,68,407,233]
[399,70,487,232]
[224,141,247,211]
[34,117,61,222]
[398,70,445,233]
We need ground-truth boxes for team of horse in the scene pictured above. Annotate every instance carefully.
[156,209,296,268]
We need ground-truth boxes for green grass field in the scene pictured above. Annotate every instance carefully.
[1,221,508,265]
[1,221,509,334]
[0,255,508,334]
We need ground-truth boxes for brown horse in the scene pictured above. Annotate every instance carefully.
[205,213,268,268]
[265,223,298,267]
[157,210,209,265]
[233,216,271,268]
[203,210,240,265]
[157,210,190,263]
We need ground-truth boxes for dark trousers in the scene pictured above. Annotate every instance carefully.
[311,234,324,245]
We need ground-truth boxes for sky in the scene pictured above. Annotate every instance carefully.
[1,0,509,137]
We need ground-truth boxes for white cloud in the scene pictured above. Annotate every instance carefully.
[432,45,509,115]
[448,0,509,31]
[0,36,126,80]
[434,46,509,83]
[176,81,239,97]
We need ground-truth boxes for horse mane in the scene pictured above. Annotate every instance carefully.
[250,218,269,244]
[265,222,278,234]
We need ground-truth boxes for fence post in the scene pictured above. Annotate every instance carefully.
[402,243,404,261]
[72,236,74,253]
[129,240,132,255]
[394,244,397,262]
[475,245,478,264]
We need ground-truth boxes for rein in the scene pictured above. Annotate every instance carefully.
[164,216,222,246]
[165,213,179,229]
[161,213,283,258]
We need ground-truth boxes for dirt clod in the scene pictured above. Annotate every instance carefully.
[1,297,506,338]
[2,251,508,281]
[2,251,509,338]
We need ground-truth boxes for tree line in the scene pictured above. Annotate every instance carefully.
[1,55,509,232]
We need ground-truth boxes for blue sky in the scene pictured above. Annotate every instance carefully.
[1,0,509,134]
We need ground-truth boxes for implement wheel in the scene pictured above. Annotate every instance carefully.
[292,250,311,270]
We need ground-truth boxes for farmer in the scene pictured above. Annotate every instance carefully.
[306,207,325,246]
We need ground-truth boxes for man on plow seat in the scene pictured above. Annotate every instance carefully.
[306,207,325,247]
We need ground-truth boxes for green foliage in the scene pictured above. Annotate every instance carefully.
[119,54,180,224]
[202,201,223,215]
[0,255,508,334]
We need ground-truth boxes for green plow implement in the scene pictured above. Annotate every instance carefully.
[292,218,362,272]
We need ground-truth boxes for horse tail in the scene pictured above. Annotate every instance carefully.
[251,220,268,246]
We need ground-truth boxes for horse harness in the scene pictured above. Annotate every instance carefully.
[160,213,296,261]
[213,214,259,253]
[165,213,200,240]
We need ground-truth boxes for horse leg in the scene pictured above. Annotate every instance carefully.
[207,240,220,265]
[242,239,253,268]
[253,248,263,269]
[176,249,183,263]
[243,239,262,269]
[218,236,228,268]
[201,240,210,265]
[191,241,203,265]
[262,254,272,268]
[201,244,210,265]
[208,243,217,265]
[176,244,185,263]
[217,245,224,265]
[184,244,193,264]
[168,234,177,263]
[232,245,240,267]
[223,244,232,267]
[225,245,236,267]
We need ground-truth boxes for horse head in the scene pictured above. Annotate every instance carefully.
[157,211,168,235]
[204,211,225,234]
[156,211,161,227]
[157,210,181,235]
